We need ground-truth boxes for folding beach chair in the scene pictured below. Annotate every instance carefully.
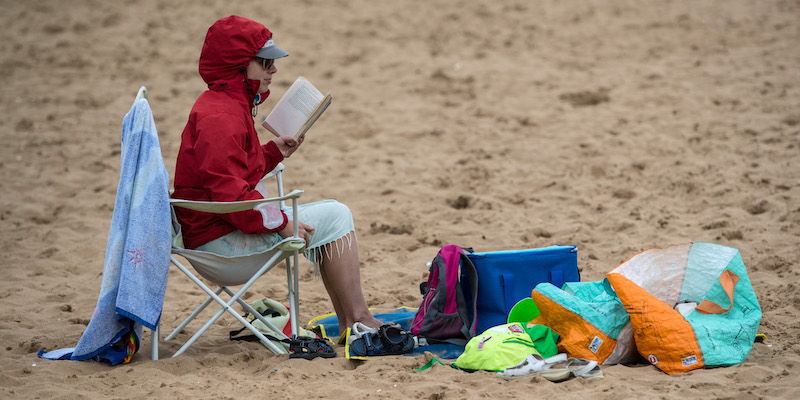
[135,87,306,359]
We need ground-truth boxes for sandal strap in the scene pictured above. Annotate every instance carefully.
[377,325,414,354]
[351,322,378,338]
[568,358,599,377]
[544,353,568,364]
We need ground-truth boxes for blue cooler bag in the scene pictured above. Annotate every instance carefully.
[467,245,579,333]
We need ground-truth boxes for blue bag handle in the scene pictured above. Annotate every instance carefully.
[550,270,564,290]
[501,273,514,312]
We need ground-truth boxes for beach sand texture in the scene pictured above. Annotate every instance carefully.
[1,0,798,398]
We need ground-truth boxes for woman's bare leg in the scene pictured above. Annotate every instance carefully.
[317,233,383,334]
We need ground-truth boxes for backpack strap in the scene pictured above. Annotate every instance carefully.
[458,251,479,339]
[229,330,289,344]
[438,245,463,315]
[228,308,284,342]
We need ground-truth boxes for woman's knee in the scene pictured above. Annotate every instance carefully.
[325,200,352,220]
[301,200,352,225]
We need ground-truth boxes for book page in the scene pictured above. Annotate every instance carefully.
[294,92,332,140]
[262,76,324,137]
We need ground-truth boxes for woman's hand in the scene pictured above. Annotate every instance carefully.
[272,135,304,158]
[278,220,315,247]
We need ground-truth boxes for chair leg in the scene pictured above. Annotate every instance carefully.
[169,255,288,357]
[151,324,159,361]
[286,254,300,338]
[165,286,225,341]
[172,304,229,357]
[172,290,287,356]
[293,252,300,335]
[165,251,300,357]
[289,201,301,338]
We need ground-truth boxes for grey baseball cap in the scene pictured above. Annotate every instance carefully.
[255,37,289,59]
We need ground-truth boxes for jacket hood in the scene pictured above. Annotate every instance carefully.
[199,15,271,99]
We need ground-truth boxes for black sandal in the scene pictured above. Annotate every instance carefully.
[289,336,337,360]
[378,325,415,355]
[349,324,415,357]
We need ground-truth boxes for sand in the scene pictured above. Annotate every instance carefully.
[1,0,799,398]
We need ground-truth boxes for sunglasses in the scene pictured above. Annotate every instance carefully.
[254,57,275,70]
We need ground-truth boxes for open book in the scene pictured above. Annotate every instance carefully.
[261,76,332,140]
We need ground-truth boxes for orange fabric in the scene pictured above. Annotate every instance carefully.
[607,272,705,374]
[695,270,740,315]
[530,291,616,363]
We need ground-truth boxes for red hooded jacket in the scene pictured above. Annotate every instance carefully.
[172,16,287,249]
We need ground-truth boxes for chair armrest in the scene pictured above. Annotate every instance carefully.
[261,162,285,181]
[169,189,303,213]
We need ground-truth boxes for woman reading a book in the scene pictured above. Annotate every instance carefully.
[172,15,386,336]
